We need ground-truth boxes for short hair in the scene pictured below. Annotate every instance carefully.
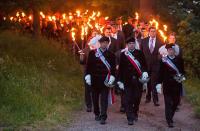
[168,32,176,37]
[103,26,112,33]
[149,26,156,31]
[141,27,146,31]
[99,36,110,43]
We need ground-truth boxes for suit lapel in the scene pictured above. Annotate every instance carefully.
[145,37,151,54]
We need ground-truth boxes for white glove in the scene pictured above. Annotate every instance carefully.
[117,81,124,90]
[156,84,162,94]
[139,72,149,83]
[142,72,149,80]
[108,75,115,85]
[85,74,91,86]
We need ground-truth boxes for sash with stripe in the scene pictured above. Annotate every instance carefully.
[95,48,115,105]
[162,56,180,74]
[124,50,142,77]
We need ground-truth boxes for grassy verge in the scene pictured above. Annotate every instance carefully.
[0,31,83,129]
[184,77,200,118]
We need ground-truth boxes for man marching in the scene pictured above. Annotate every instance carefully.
[85,36,116,125]
[158,44,185,128]
[117,37,148,125]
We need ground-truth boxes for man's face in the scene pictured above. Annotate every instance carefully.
[127,43,135,50]
[141,29,147,37]
[128,19,133,24]
[111,26,117,34]
[100,41,109,49]
[92,31,97,37]
[117,19,122,25]
[104,29,112,37]
[168,35,176,44]
[149,28,156,38]
[167,48,175,56]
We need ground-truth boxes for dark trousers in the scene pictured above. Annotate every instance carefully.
[125,82,143,121]
[92,86,109,120]
[85,82,92,108]
[164,93,180,123]
[146,71,159,103]
[121,91,126,108]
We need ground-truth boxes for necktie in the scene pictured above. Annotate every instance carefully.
[150,38,154,53]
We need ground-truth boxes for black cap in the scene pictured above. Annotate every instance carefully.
[99,36,110,43]
[165,44,175,49]
[126,37,135,44]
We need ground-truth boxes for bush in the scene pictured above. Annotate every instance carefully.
[0,31,83,128]
[177,20,200,78]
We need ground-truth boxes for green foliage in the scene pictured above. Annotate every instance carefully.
[184,78,200,118]
[0,31,83,127]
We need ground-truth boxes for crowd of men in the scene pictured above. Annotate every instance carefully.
[79,16,186,128]
[1,12,186,128]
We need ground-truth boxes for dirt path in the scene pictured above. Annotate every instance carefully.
[65,93,200,131]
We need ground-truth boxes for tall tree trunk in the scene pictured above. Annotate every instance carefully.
[32,7,41,38]
[139,0,156,20]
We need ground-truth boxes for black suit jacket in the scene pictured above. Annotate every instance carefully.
[141,37,163,73]
[108,37,118,54]
[118,50,147,86]
[86,49,116,87]
[116,31,125,50]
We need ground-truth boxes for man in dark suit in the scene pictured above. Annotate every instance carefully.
[158,44,185,127]
[85,36,116,125]
[103,26,119,54]
[117,37,148,125]
[141,27,163,106]
[122,16,135,40]
[111,23,125,50]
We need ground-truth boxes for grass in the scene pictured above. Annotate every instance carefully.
[184,77,200,118]
[0,31,84,129]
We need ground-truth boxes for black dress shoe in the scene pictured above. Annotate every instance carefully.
[128,120,134,125]
[100,119,106,125]
[95,116,101,121]
[86,107,92,112]
[120,107,125,113]
[145,99,151,103]
[168,122,174,128]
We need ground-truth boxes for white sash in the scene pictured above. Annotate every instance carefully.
[162,56,180,74]
[124,50,142,76]
[95,48,111,81]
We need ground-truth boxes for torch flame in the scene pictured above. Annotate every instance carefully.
[62,13,66,19]
[158,29,167,42]
[71,28,76,41]
[16,12,20,17]
[105,16,109,20]
[10,16,14,21]
[81,25,85,40]
[28,15,32,20]
[40,12,45,19]
[97,11,101,17]
[150,19,159,29]
[76,10,81,17]
[135,12,139,20]
[22,12,26,17]
[163,25,168,31]
[52,16,56,21]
